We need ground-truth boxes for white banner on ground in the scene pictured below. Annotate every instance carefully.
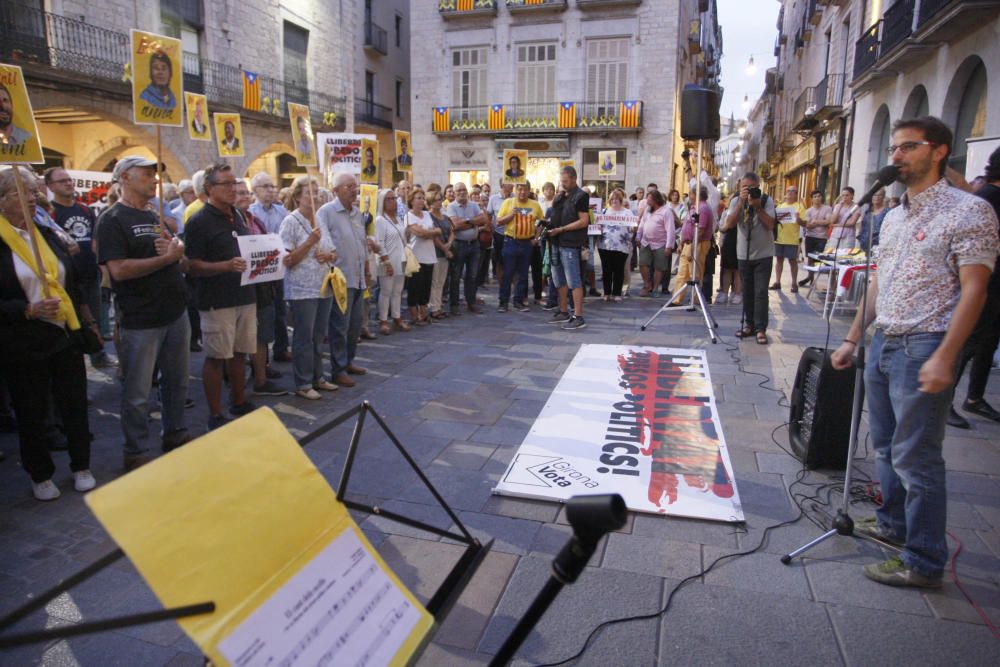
[238,234,286,286]
[494,345,743,522]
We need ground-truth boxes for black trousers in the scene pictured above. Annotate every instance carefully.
[406,263,435,307]
[957,287,1000,401]
[1,344,90,482]
[531,244,544,300]
[738,257,773,332]
[598,249,628,297]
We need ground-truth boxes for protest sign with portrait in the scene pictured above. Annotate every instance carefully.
[598,150,617,177]
[185,93,211,142]
[214,113,244,158]
[288,103,317,167]
[130,30,183,127]
[360,184,378,219]
[359,139,379,185]
[502,149,528,185]
[394,130,412,172]
[0,64,44,164]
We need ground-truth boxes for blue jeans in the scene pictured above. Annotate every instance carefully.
[449,239,480,308]
[328,287,364,377]
[119,314,190,456]
[500,238,533,306]
[550,245,582,290]
[290,298,332,390]
[865,330,951,578]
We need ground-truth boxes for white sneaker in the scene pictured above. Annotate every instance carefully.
[731,294,743,305]
[715,293,728,305]
[296,388,322,400]
[73,470,97,492]
[32,479,61,501]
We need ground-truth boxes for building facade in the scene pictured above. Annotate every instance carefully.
[2,0,354,184]
[410,0,722,198]
[355,0,412,187]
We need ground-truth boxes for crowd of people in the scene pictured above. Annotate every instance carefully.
[1,128,998,509]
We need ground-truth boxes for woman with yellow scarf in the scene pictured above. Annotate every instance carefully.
[0,167,97,501]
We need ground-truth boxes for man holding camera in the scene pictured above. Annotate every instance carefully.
[722,172,776,344]
[546,166,591,330]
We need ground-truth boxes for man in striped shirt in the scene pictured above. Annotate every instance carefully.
[496,184,543,312]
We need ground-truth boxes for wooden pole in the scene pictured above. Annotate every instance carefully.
[305,166,317,230]
[156,126,169,238]
[11,164,51,298]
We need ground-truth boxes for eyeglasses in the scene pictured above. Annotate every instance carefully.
[211,181,238,188]
[886,141,935,155]
[49,179,73,185]
[256,184,276,190]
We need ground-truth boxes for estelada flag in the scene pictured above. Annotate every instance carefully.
[0,64,44,163]
[510,207,536,240]
[557,102,576,128]
[433,107,450,132]
[457,0,473,10]
[242,70,261,112]
[619,100,641,128]
[488,104,505,130]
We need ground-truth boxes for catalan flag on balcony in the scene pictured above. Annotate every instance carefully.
[557,102,576,128]
[619,100,641,128]
[457,0,473,10]
[242,70,261,112]
[488,104,506,130]
[433,106,450,132]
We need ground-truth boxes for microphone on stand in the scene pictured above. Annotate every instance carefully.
[846,165,900,218]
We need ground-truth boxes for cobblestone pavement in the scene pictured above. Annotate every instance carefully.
[2,274,999,666]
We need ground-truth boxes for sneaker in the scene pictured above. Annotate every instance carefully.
[73,470,97,492]
[855,517,903,548]
[333,374,356,388]
[963,398,1000,422]
[296,388,322,400]
[229,400,257,417]
[730,294,743,306]
[542,303,558,311]
[947,406,971,429]
[207,414,231,431]
[185,398,196,409]
[550,311,571,324]
[561,316,587,330]
[32,479,61,501]
[862,557,941,588]
[715,293,728,305]
[253,381,288,396]
[497,304,508,313]
[515,303,530,312]
[313,380,340,392]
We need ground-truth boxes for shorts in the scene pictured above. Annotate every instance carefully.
[804,236,826,256]
[256,302,275,345]
[200,303,257,359]
[550,245,583,290]
[774,243,799,260]
[638,245,671,272]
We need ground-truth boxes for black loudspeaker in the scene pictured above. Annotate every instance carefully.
[680,85,721,140]
[788,347,857,469]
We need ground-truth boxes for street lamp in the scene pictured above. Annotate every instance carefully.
[745,55,756,76]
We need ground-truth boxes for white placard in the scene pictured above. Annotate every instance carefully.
[494,345,744,522]
[775,206,799,225]
[217,528,424,667]
[65,170,115,213]
[595,212,638,228]
[238,234,286,286]
[316,132,377,180]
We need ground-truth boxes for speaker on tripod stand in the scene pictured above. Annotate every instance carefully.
[788,347,857,469]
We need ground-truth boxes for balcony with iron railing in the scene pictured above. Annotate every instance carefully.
[576,0,642,7]
[853,20,881,79]
[430,100,643,134]
[792,86,818,133]
[355,98,394,129]
[814,72,845,119]
[880,0,914,55]
[438,0,498,17]
[0,3,344,127]
[364,20,388,56]
[506,0,567,12]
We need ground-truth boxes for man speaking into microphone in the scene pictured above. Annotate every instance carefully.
[832,117,999,588]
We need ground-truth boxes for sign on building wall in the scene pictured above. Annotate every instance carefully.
[449,149,489,168]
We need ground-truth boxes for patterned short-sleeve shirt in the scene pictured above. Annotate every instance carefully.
[875,178,1000,335]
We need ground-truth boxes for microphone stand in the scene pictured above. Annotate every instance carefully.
[738,201,752,336]
[641,139,719,342]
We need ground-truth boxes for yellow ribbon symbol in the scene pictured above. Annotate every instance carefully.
[262,97,271,114]
[121,62,132,83]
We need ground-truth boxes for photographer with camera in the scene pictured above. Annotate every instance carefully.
[723,172,776,344]
[545,166,591,330]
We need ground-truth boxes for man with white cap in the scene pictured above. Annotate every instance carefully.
[97,156,191,470]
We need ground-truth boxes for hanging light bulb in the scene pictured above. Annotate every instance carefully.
[738,123,747,137]
[745,55,756,76]
[742,94,751,110]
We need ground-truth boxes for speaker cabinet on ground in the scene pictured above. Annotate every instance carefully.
[788,347,857,469]
[680,85,721,140]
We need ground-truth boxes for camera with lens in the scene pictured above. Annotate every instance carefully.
[748,187,762,200]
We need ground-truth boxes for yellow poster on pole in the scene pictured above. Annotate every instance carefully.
[85,408,434,667]
[130,30,183,127]
[559,159,575,170]
[502,149,528,185]
[360,138,379,185]
[360,184,378,218]
[0,64,44,164]
[394,130,412,172]
[287,102,317,167]
[185,92,211,142]
[214,113,244,158]
[598,150,617,177]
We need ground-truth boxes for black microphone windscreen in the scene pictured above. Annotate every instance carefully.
[876,165,900,186]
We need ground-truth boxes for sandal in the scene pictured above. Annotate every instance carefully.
[756,331,768,345]
[360,329,377,340]
[735,327,755,339]
[394,319,411,332]
[378,321,391,336]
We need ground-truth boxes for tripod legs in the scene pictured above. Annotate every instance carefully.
[640,281,718,343]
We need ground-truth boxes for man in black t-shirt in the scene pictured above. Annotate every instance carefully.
[97,156,190,470]
[545,166,591,330]
[45,167,113,367]
[185,163,257,431]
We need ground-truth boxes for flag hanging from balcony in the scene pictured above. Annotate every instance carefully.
[619,100,641,128]
[242,70,262,112]
[557,102,576,128]
[433,107,450,132]
[488,104,506,130]
[457,0,474,10]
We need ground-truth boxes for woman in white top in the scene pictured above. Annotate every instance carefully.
[405,188,442,326]
[374,188,410,334]
[279,175,338,400]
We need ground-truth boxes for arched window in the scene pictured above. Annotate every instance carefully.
[902,85,928,120]
[950,61,987,174]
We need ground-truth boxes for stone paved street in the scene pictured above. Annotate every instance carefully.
[2,277,999,666]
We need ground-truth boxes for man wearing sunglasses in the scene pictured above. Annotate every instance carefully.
[832,117,999,589]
